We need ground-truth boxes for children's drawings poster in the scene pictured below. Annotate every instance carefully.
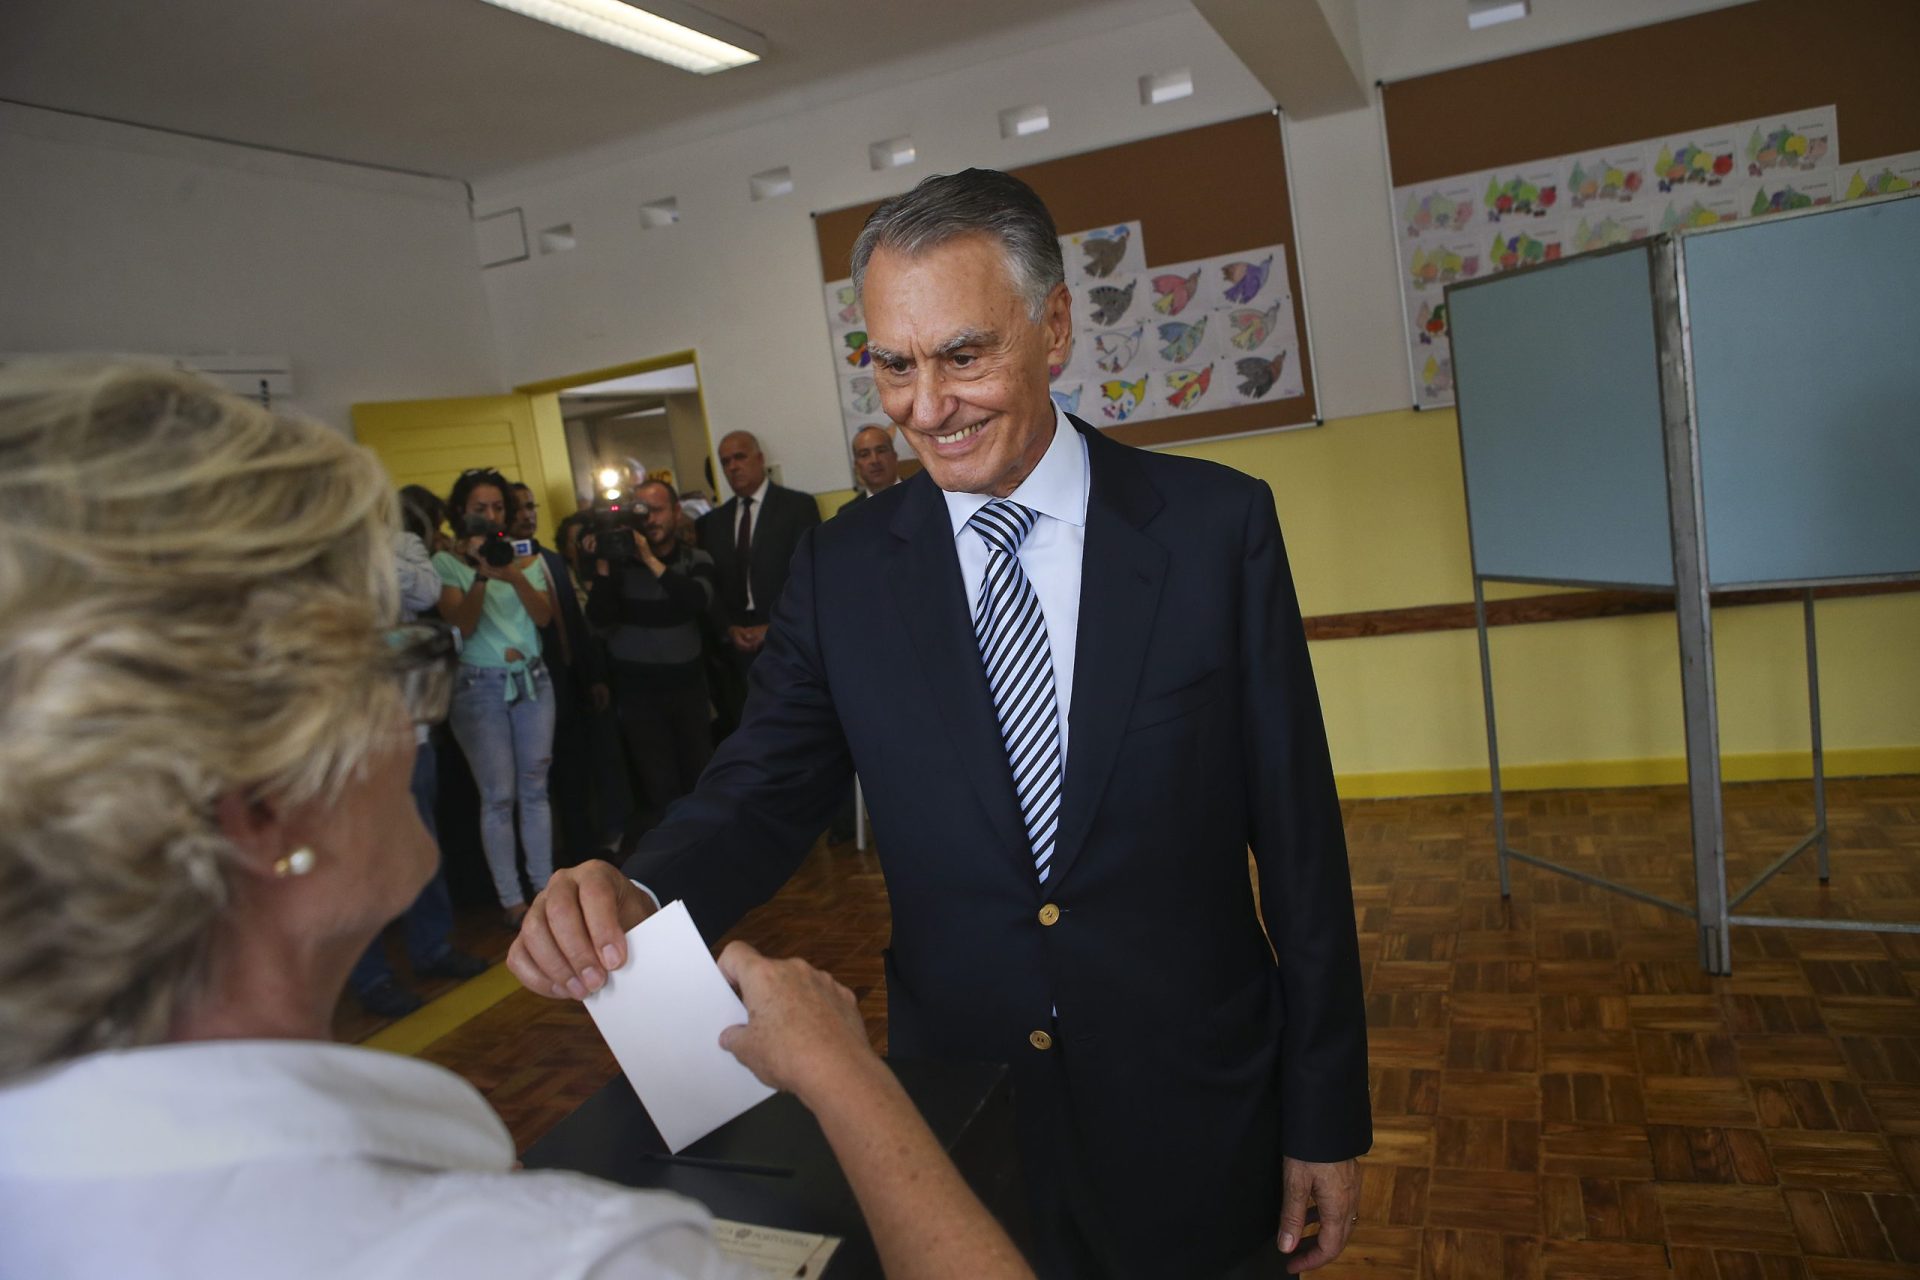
[822,220,1306,444]
[1390,105,1840,409]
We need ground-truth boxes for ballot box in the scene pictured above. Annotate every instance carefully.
[522,1058,1023,1278]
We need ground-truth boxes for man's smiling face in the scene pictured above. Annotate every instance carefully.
[863,233,1072,498]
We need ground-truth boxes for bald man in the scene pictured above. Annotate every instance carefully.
[695,431,821,734]
[838,425,902,514]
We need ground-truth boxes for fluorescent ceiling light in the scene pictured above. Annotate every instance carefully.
[475,0,764,73]
[1468,1,1530,30]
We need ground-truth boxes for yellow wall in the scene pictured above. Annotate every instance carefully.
[802,408,1918,796]
[1169,408,1920,796]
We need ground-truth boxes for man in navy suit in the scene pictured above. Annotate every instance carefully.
[696,431,821,736]
[510,169,1369,1278]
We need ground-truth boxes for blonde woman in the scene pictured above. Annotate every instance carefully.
[0,363,1031,1280]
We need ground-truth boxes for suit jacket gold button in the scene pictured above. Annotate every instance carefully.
[1038,903,1061,926]
[1029,1029,1054,1051]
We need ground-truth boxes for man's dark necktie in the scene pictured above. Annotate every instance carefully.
[735,494,755,609]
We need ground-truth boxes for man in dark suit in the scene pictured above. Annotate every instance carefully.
[696,431,821,733]
[837,423,903,514]
[510,169,1369,1278]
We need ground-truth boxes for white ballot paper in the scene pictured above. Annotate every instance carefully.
[583,900,776,1151]
[711,1220,842,1278]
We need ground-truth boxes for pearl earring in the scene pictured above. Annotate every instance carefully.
[273,847,317,878]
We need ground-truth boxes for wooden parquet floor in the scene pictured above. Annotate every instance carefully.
[386,776,1920,1279]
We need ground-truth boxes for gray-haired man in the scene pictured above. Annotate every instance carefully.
[513,169,1370,1278]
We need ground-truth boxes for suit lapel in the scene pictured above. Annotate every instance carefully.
[1051,419,1167,888]
[885,477,1034,876]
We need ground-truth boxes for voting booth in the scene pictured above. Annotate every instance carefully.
[1447,190,1920,972]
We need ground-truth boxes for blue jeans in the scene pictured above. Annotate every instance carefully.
[349,740,455,994]
[448,662,556,907]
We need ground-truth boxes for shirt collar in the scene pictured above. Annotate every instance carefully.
[943,403,1089,538]
[735,477,772,509]
[0,1040,514,1180]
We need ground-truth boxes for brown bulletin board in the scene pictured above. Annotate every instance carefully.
[814,112,1317,447]
[1383,0,1920,187]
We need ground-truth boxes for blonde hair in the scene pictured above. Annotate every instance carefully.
[0,360,401,1080]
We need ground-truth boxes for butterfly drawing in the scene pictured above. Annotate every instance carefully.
[1165,366,1213,411]
[849,376,877,414]
[1079,226,1131,278]
[1221,254,1273,304]
[1087,279,1137,326]
[834,284,862,326]
[1092,322,1145,374]
[1051,385,1082,416]
[1158,316,1208,363]
[1100,376,1148,423]
[1235,352,1288,399]
[1049,336,1074,382]
[1228,302,1282,351]
[843,330,870,368]
[1152,269,1201,315]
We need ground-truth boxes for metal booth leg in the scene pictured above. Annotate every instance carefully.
[1804,591,1830,882]
[854,776,867,851]
[1653,236,1732,975]
[1474,578,1512,899]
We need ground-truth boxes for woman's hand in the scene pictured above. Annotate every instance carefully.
[716,942,874,1099]
[477,557,525,585]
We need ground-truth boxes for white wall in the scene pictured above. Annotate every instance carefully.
[1356,0,1755,85]
[472,1,1765,492]
[474,10,1273,494]
[0,103,500,435]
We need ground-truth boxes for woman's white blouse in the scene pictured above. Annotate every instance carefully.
[0,1038,749,1279]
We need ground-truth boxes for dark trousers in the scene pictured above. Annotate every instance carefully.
[349,742,454,993]
[1013,1037,1283,1280]
[614,676,714,842]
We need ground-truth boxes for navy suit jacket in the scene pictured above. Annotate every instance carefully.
[695,482,821,626]
[628,417,1369,1271]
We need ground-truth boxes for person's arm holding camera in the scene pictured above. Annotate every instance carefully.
[481,555,554,629]
[634,539,715,617]
[438,536,494,638]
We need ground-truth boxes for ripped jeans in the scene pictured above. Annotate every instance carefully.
[447,662,555,908]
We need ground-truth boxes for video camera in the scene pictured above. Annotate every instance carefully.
[583,506,645,564]
[459,515,523,568]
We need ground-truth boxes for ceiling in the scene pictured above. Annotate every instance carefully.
[0,0,1175,181]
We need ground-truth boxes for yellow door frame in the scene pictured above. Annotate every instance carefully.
[515,349,718,508]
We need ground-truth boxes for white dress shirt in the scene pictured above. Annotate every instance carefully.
[941,404,1089,766]
[0,1040,747,1280]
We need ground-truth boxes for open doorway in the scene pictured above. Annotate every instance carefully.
[550,362,717,515]
[514,350,719,522]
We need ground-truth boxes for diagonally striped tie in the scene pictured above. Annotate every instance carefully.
[968,500,1063,884]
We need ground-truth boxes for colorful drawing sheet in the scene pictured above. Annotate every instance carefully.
[1063,240,1303,427]
[822,276,913,463]
[825,222,1306,443]
[1389,105,1840,408]
[1564,147,1651,212]
[1838,150,1920,201]
[1570,210,1654,253]
[1061,221,1146,284]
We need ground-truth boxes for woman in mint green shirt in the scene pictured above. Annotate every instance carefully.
[436,470,557,924]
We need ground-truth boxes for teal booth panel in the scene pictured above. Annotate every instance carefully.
[1448,244,1674,587]
[1682,193,1920,586]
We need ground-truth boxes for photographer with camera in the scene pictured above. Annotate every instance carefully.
[584,480,720,844]
[435,468,558,925]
